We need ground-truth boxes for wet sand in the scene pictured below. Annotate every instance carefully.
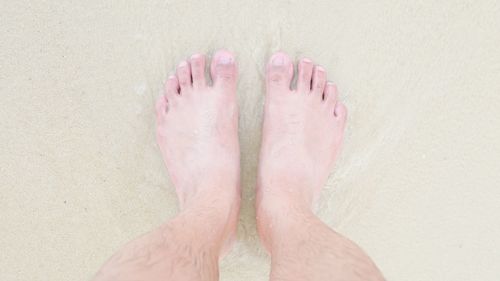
[1,1,499,280]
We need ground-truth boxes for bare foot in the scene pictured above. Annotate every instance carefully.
[255,53,384,281]
[155,49,240,245]
[257,52,347,216]
[256,51,347,251]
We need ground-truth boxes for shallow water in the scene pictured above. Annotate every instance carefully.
[1,1,500,280]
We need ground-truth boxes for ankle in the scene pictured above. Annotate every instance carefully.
[174,192,240,251]
[178,174,240,208]
[256,192,315,251]
[256,182,314,217]
[182,185,239,209]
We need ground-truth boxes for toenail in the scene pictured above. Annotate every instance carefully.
[218,55,233,65]
[302,58,312,64]
[178,61,188,68]
[272,55,285,66]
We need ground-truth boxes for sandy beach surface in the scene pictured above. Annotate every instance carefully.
[1,1,499,280]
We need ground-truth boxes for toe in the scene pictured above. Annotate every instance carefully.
[210,49,238,91]
[311,65,326,95]
[323,82,338,108]
[164,75,180,100]
[334,102,348,122]
[190,54,206,89]
[296,58,313,92]
[176,61,192,93]
[266,52,293,92]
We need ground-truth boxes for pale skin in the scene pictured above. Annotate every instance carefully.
[93,50,385,281]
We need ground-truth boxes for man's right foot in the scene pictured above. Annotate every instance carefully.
[256,52,347,250]
[155,50,241,253]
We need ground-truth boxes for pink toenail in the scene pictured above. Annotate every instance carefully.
[272,55,285,66]
[218,55,233,65]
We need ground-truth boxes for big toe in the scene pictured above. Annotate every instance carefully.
[266,52,293,92]
[210,49,238,91]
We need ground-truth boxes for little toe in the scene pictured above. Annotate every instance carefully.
[176,61,192,93]
[190,54,206,89]
[296,58,313,92]
[311,65,326,96]
[266,52,293,92]
[210,49,238,91]
[334,102,348,123]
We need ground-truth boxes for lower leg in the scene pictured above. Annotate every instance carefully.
[257,194,384,281]
[94,189,239,281]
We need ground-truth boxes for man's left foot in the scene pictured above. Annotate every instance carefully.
[256,52,347,250]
